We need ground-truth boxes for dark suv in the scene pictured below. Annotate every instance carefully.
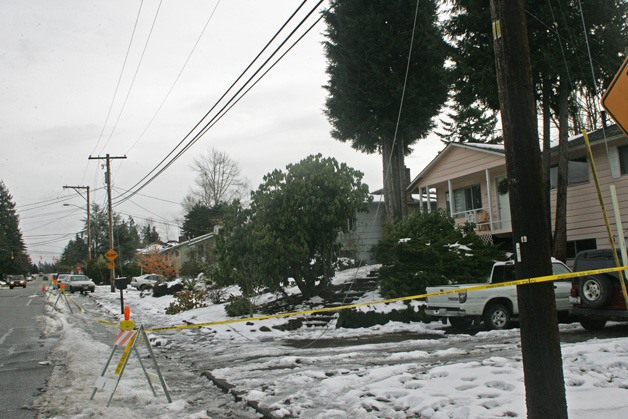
[570,249,628,330]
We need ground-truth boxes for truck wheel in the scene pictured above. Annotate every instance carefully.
[449,317,472,331]
[579,319,607,331]
[484,304,511,330]
[579,276,613,308]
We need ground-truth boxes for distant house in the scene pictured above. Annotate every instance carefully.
[338,197,386,264]
[161,231,216,276]
[406,124,628,260]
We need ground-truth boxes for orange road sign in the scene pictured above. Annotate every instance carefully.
[602,56,628,137]
[104,248,118,261]
[106,261,115,270]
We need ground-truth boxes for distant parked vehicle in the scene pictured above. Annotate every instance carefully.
[8,275,27,289]
[59,274,96,294]
[130,274,167,290]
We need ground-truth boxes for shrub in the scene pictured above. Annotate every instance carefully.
[225,297,254,317]
[165,290,208,315]
[153,282,184,298]
[375,210,506,298]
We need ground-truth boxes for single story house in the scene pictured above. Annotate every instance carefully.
[406,124,628,261]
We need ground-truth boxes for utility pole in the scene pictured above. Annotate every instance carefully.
[489,1,567,418]
[63,185,91,262]
[89,154,127,292]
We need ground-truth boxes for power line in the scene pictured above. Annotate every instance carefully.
[123,0,223,157]
[114,0,324,206]
[89,0,146,157]
[100,0,165,154]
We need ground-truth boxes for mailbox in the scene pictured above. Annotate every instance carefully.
[115,277,130,290]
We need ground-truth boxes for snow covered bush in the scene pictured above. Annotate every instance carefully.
[375,210,506,298]
[225,297,254,317]
[165,290,208,314]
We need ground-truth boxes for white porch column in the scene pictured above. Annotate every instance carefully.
[447,180,453,217]
[485,169,493,230]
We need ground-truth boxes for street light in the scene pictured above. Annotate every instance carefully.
[63,202,92,262]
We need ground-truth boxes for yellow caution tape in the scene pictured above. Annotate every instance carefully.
[144,265,628,333]
[114,331,137,375]
[64,266,628,333]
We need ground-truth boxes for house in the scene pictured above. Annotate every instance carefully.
[406,124,628,260]
[338,198,386,264]
[160,231,216,276]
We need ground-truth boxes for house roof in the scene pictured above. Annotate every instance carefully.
[160,232,214,253]
[407,141,504,191]
[550,123,623,153]
[408,124,624,192]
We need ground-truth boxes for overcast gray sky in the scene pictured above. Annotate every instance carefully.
[1,0,443,263]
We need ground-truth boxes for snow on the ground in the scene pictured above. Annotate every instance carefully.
[34,265,628,418]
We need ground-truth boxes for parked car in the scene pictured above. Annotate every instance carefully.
[425,259,573,330]
[570,249,628,330]
[53,273,70,289]
[7,275,27,289]
[130,274,167,290]
[59,274,96,293]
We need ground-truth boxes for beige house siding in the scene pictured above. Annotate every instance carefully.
[408,125,628,258]
[411,144,509,234]
[549,132,628,250]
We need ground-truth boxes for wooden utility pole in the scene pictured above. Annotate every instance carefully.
[63,185,91,262]
[89,154,127,292]
[489,1,568,418]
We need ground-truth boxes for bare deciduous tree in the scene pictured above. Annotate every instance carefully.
[184,148,250,211]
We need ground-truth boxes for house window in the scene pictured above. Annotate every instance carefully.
[619,146,628,175]
[452,184,482,216]
[550,158,589,188]
[566,238,597,259]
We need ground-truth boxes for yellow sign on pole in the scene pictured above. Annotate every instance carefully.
[602,56,628,137]
[104,248,118,262]
[106,261,115,270]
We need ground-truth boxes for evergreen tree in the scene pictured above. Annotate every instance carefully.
[444,0,628,260]
[216,155,372,298]
[0,181,31,274]
[60,234,88,268]
[323,0,449,222]
[141,223,160,245]
[181,203,224,239]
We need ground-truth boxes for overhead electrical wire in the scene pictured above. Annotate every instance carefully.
[88,0,146,160]
[114,0,324,206]
[123,0,222,157]
[114,0,315,204]
[99,0,165,154]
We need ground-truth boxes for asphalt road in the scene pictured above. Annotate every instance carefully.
[0,280,55,419]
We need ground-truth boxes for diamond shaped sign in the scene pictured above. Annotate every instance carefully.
[104,248,118,261]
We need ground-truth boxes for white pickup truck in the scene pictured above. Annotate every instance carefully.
[425,259,573,330]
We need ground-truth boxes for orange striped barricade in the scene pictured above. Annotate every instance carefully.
[90,306,171,406]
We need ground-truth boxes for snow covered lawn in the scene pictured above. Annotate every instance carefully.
[35,266,628,418]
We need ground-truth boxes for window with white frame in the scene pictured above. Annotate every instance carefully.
[451,184,482,216]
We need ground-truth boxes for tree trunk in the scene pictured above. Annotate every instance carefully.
[381,138,406,223]
[553,79,570,262]
[541,81,552,237]
[489,1,568,418]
